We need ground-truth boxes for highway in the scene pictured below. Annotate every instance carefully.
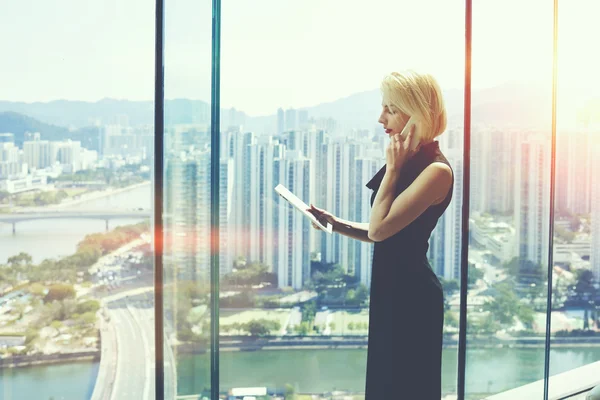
[110,305,154,400]
[91,296,176,400]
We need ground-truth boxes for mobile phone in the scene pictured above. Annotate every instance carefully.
[399,116,420,152]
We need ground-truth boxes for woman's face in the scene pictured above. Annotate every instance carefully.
[378,104,409,137]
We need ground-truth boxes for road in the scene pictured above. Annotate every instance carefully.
[110,305,154,400]
[91,292,176,400]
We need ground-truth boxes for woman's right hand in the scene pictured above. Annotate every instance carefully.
[306,204,337,230]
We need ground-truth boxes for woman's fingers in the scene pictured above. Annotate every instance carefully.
[310,204,325,217]
[307,207,320,217]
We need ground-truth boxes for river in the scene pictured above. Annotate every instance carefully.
[0,184,152,264]
[2,347,600,399]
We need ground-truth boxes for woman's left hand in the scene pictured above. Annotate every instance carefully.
[386,125,417,172]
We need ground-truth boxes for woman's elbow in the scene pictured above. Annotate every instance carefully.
[368,223,405,242]
[368,228,385,242]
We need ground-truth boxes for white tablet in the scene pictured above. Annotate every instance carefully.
[274,184,333,234]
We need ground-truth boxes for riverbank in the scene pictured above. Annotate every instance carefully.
[7,181,151,213]
[173,334,600,355]
[0,350,99,369]
[8,333,600,370]
[46,181,151,210]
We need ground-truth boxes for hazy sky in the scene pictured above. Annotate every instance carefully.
[1,0,598,115]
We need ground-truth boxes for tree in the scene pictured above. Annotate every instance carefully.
[517,304,535,329]
[440,278,459,296]
[479,314,501,334]
[7,252,32,268]
[54,299,77,321]
[468,265,485,286]
[29,283,46,296]
[79,311,97,325]
[76,300,100,314]
[483,281,520,326]
[294,322,310,336]
[244,319,281,336]
[284,383,296,400]
[301,301,317,322]
[222,261,277,287]
[44,284,76,303]
[56,190,68,202]
[220,291,255,308]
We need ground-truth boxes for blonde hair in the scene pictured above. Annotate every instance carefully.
[381,70,447,142]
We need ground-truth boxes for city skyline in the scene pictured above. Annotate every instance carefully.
[1,0,600,398]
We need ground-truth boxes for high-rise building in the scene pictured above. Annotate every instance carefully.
[469,126,490,214]
[488,129,516,214]
[433,133,463,280]
[23,133,51,171]
[262,140,286,274]
[102,124,155,158]
[0,142,22,179]
[0,142,19,163]
[275,150,313,289]
[219,158,234,276]
[514,136,551,269]
[566,130,593,214]
[556,131,570,213]
[229,131,256,261]
[286,130,305,153]
[306,129,328,253]
[51,140,83,173]
[0,133,14,143]
[164,152,204,282]
[322,140,359,274]
[466,127,517,215]
[248,136,282,267]
[164,148,233,281]
[442,150,463,280]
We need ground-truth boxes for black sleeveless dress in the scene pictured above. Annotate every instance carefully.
[364,140,453,399]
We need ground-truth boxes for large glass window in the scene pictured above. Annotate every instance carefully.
[466,0,553,398]
[162,0,214,398]
[3,1,598,399]
[0,1,155,399]
[218,0,464,398]
[548,0,600,393]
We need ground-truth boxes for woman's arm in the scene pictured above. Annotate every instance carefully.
[308,204,373,243]
[368,162,452,242]
[332,217,373,243]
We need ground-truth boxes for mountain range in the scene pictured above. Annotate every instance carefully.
[0,82,557,141]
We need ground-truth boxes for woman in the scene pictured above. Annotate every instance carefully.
[308,70,454,399]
